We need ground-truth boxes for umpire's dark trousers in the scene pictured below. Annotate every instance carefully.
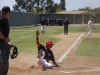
[64,25,68,34]
[0,39,9,75]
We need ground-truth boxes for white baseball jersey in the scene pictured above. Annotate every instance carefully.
[88,20,93,26]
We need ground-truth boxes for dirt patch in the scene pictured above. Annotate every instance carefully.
[8,32,100,75]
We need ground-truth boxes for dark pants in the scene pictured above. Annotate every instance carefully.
[64,25,68,34]
[0,39,9,75]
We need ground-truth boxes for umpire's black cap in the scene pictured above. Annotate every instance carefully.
[2,6,11,14]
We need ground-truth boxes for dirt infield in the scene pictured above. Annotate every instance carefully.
[8,32,100,75]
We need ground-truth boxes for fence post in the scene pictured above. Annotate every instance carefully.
[73,14,75,25]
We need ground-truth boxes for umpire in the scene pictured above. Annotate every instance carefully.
[62,18,69,35]
[0,6,12,75]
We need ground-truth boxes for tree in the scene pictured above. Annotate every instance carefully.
[39,0,46,13]
[60,0,66,11]
[78,7,100,13]
[13,0,37,12]
[45,0,57,13]
[56,4,63,13]
[34,0,46,13]
[13,0,63,13]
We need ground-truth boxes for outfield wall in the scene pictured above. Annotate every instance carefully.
[0,11,100,26]
[40,14,100,25]
[9,12,40,26]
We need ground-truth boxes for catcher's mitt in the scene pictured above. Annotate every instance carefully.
[10,45,19,59]
[36,30,40,35]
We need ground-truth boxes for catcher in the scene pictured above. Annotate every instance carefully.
[36,30,52,70]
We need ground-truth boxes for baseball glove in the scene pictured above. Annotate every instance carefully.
[36,30,40,35]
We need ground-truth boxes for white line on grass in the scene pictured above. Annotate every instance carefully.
[57,29,88,62]
[10,30,36,31]
[20,35,32,38]
[10,30,58,31]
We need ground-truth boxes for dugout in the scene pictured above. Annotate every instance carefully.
[47,19,55,25]
[55,19,63,25]
[45,19,48,25]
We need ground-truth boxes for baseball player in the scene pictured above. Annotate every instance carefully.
[36,30,52,70]
[88,18,93,36]
[45,41,59,67]
[40,17,46,35]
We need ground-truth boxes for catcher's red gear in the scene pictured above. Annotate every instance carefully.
[46,41,54,47]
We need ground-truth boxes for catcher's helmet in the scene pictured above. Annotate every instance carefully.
[46,41,54,47]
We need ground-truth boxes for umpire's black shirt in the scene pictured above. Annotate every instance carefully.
[63,20,69,26]
[0,14,10,38]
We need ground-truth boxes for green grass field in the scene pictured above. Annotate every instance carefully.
[75,25,100,57]
[10,25,100,56]
[75,38,100,57]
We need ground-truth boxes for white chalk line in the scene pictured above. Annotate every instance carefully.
[57,28,100,74]
[62,66,87,69]
[59,67,100,74]
[10,30,36,31]
[57,32,84,62]
[57,29,88,62]
[10,30,59,31]
[20,35,32,38]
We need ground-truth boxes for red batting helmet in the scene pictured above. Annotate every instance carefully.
[46,41,54,47]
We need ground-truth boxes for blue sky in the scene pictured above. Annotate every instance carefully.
[0,0,100,11]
